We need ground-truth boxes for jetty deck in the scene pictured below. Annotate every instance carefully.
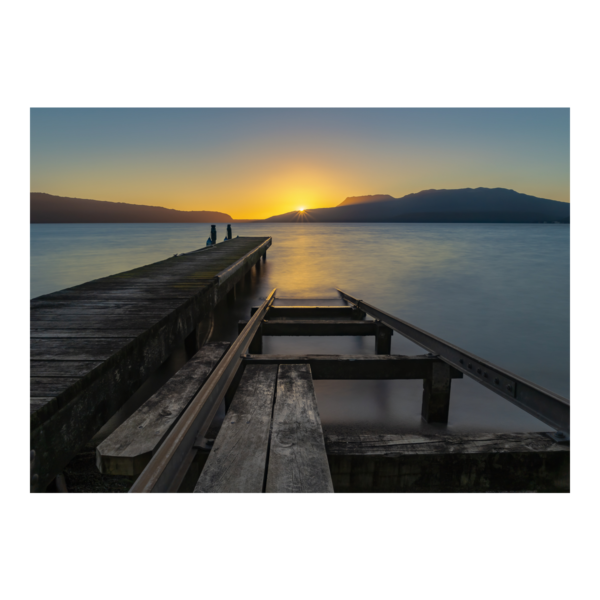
[30,236,271,491]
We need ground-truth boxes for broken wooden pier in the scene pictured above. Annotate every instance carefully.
[31,236,570,493]
[97,288,569,493]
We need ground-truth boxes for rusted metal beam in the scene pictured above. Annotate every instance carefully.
[337,288,570,432]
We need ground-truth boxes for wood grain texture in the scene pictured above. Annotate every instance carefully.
[266,364,333,493]
[194,364,278,493]
[324,432,568,456]
[30,361,103,377]
[30,329,146,338]
[30,398,55,414]
[31,317,167,330]
[30,338,136,361]
[96,343,230,476]
[242,354,463,380]
[30,377,82,397]
[325,432,570,493]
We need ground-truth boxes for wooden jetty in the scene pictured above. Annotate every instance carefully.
[31,237,570,493]
[96,290,568,494]
[30,236,271,492]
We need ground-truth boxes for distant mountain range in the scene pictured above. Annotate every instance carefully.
[31,188,570,225]
[30,193,233,223]
[337,194,395,207]
[264,188,570,223]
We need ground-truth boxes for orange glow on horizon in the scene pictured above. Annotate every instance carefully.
[30,108,571,220]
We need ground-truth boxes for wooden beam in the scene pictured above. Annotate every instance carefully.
[325,432,569,492]
[251,306,356,319]
[240,319,380,336]
[96,343,230,477]
[194,364,278,493]
[242,354,463,380]
[266,364,334,493]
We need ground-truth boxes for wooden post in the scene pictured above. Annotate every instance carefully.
[375,322,392,354]
[262,251,267,262]
[227,224,232,240]
[422,361,452,423]
[210,224,217,245]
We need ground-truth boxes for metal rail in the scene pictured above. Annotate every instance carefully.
[337,288,570,433]
[129,288,277,493]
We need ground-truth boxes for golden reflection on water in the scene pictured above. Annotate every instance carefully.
[31,222,569,408]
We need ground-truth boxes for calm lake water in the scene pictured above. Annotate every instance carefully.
[30,223,570,434]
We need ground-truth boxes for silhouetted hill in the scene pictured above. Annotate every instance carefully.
[264,188,570,223]
[30,193,232,223]
[337,194,395,207]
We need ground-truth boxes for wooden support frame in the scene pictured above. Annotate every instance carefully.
[375,322,392,354]
[242,354,463,380]
[251,306,359,319]
[240,319,380,336]
[325,432,569,493]
[421,360,452,423]
[338,288,570,433]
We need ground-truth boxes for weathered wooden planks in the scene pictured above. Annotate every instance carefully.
[266,364,333,493]
[325,432,570,492]
[30,360,103,377]
[31,318,163,330]
[30,377,83,397]
[97,343,230,477]
[194,364,278,493]
[30,237,271,491]
[30,329,146,338]
[242,354,463,380]
[30,338,137,361]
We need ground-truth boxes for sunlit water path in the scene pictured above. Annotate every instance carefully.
[31,223,569,434]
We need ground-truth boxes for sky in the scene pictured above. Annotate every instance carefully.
[30,108,570,219]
